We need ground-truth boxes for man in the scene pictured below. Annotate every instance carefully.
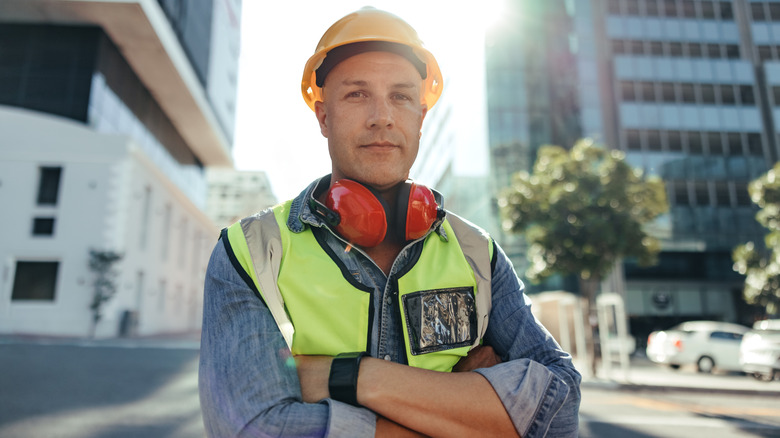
[199,7,580,437]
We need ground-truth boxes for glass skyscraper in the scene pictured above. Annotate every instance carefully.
[485,0,774,340]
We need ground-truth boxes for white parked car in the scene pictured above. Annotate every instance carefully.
[740,319,780,382]
[646,320,750,373]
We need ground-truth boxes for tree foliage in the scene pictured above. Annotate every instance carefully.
[88,249,123,337]
[498,139,669,299]
[732,161,780,315]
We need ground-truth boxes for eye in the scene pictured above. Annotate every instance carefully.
[392,93,412,102]
[346,90,366,99]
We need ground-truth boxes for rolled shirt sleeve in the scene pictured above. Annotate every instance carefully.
[479,243,582,437]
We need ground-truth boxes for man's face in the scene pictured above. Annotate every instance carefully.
[314,51,427,191]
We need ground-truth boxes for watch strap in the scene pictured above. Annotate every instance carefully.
[328,352,369,406]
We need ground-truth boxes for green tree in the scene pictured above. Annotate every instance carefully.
[498,139,669,305]
[88,249,123,338]
[732,161,780,316]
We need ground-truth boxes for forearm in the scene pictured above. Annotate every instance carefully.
[376,417,429,437]
[358,358,519,438]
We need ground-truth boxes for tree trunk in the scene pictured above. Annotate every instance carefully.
[579,275,602,377]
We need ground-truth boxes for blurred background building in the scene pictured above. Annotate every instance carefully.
[0,0,242,337]
[418,0,774,345]
[206,168,276,229]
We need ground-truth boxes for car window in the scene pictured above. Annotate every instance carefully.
[709,331,743,341]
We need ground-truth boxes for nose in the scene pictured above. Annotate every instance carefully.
[366,97,394,129]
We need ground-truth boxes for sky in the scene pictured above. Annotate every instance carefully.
[231,1,505,201]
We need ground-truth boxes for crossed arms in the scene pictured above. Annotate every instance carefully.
[199,240,581,437]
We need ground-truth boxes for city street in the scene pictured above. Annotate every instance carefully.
[1,337,780,437]
[0,338,203,438]
[580,386,780,438]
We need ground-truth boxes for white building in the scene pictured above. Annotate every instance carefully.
[0,0,242,338]
[206,169,277,230]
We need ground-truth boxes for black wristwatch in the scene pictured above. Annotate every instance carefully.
[328,352,369,407]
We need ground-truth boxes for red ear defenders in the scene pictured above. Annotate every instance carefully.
[309,179,444,248]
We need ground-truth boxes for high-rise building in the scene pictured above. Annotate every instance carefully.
[482,0,772,339]
[0,0,242,337]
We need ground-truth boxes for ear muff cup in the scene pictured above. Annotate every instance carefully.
[322,179,440,247]
[324,179,389,248]
[403,182,440,241]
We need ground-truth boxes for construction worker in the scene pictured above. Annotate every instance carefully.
[199,7,580,437]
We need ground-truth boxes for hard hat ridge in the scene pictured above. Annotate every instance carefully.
[314,41,428,88]
[301,7,443,111]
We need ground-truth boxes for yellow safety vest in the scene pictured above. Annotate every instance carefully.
[222,200,493,372]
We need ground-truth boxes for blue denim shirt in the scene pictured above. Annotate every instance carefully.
[199,178,581,437]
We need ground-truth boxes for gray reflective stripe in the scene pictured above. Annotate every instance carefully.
[241,210,294,350]
[446,213,493,348]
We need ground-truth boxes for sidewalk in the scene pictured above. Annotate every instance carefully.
[4,334,779,396]
[0,330,202,350]
[581,354,780,396]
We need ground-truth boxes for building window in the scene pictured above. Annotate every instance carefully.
[11,261,59,301]
[700,84,716,104]
[688,43,703,58]
[701,2,715,19]
[32,217,55,236]
[707,132,723,155]
[36,166,62,205]
[681,0,697,18]
[161,203,172,261]
[758,46,773,62]
[661,83,676,102]
[720,86,735,105]
[620,81,636,101]
[752,3,767,21]
[740,85,755,105]
[681,84,696,103]
[662,0,678,17]
[719,2,733,20]
[608,0,622,15]
[646,0,659,16]
[747,133,763,156]
[735,184,751,206]
[626,0,640,15]
[139,186,151,250]
[770,3,780,21]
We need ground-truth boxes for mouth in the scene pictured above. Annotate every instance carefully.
[362,141,398,148]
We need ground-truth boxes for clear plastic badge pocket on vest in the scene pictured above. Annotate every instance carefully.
[402,287,477,355]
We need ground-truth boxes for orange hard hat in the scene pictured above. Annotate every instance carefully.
[301,7,443,112]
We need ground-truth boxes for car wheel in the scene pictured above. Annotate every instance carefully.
[751,372,774,382]
[669,364,681,370]
[697,356,715,373]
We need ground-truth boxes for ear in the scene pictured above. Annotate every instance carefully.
[314,100,329,138]
[419,104,428,139]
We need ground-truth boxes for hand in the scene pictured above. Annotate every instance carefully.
[451,345,502,372]
[294,355,333,402]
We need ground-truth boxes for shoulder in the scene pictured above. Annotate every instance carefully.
[444,210,492,241]
[443,210,495,256]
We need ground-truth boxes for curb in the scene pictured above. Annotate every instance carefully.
[581,378,780,397]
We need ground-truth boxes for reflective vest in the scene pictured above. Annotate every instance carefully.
[221,200,493,372]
